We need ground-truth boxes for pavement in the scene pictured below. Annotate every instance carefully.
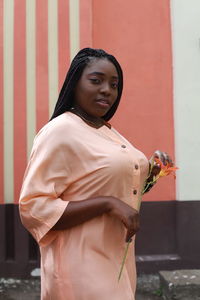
[0,271,200,299]
[0,278,40,300]
[160,269,200,300]
[136,274,163,300]
[0,274,162,300]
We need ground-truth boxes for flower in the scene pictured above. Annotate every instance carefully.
[154,157,178,179]
[118,157,178,281]
[142,158,178,194]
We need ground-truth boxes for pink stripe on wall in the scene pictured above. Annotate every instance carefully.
[58,0,70,91]
[36,0,49,132]
[0,1,3,204]
[93,0,175,201]
[14,0,27,203]
[80,0,92,48]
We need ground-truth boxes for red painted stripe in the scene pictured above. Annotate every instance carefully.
[13,0,27,203]
[36,0,49,131]
[80,0,92,48]
[58,0,70,91]
[0,1,3,204]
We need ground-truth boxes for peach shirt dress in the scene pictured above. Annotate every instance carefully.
[19,112,149,300]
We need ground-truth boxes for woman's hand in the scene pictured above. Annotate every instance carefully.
[151,149,173,176]
[109,197,140,242]
[144,150,174,193]
[153,150,173,166]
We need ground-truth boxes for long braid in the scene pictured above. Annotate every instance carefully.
[50,48,123,121]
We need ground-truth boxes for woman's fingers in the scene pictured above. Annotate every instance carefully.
[125,212,140,242]
[164,152,173,166]
[144,150,175,195]
[154,150,174,166]
[109,197,140,242]
[126,223,139,242]
[151,164,161,176]
[154,150,165,164]
[126,229,136,243]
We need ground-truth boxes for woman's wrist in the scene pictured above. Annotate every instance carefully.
[104,196,119,215]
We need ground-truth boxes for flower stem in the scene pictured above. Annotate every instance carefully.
[118,241,130,282]
[142,177,158,195]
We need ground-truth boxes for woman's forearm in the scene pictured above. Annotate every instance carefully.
[52,197,112,230]
[52,196,140,242]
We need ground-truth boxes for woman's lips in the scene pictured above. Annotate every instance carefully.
[95,99,110,108]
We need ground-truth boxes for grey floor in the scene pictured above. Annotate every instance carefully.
[0,275,163,300]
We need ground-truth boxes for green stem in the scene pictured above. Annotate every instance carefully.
[142,177,158,195]
[118,241,130,282]
[118,164,160,281]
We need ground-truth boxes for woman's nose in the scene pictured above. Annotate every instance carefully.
[100,82,111,95]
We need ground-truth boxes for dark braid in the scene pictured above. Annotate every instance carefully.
[50,48,123,121]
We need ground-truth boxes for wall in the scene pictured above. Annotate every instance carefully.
[0,0,175,204]
[171,0,200,201]
[92,0,175,202]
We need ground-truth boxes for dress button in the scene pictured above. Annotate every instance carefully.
[133,189,137,195]
[121,144,126,148]
[135,164,139,170]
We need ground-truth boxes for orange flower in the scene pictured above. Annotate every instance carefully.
[154,158,178,179]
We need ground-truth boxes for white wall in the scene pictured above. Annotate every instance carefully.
[171,0,200,200]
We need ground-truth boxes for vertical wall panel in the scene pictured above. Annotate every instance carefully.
[3,0,14,203]
[69,0,80,61]
[58,0,70,91]
[48,0,58,117]
[14,0,27,203]
[26,0,36,158]
[171,0,200,200]
[36,0,49,132]
[0,1,3,203]
[92,0,175,201]
[80,0,92,48]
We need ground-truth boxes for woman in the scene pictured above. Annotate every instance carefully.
[19,48,171,300]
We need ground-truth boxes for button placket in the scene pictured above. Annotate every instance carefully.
[132,160,140,196]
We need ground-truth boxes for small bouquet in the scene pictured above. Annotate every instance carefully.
[118,155,178,281]
[142,156,178,194]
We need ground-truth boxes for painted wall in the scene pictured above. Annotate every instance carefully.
[171,0,200,201]
[1,0,70,203]
[92,0,175,201]
[0,0,177,203]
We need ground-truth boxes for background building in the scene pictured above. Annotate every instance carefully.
[0,0,200,277]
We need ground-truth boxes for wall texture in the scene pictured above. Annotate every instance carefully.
[171,0,200,201]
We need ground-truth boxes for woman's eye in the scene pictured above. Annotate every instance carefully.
[90,78,100,84]
[111,82,118,89]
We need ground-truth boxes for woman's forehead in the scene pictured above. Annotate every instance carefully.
[84,58,118,77]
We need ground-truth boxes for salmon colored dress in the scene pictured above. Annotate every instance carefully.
[19,112,149,300]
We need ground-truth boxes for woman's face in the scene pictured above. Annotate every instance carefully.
[74,58,119,118]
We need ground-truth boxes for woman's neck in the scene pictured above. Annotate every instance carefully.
[70,106,106,128]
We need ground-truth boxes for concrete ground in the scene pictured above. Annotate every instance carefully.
[136,274,163,300]
[0,274,163,300]
[1,270,199,299]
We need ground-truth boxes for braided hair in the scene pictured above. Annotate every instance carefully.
[50,48,123,121]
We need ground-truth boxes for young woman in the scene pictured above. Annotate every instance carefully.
[19,48,171,300]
